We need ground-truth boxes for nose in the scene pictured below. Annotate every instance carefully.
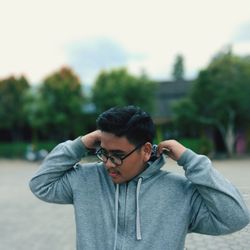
[104,157,116,169]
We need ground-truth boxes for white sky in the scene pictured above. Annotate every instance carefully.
[0,0,250,85]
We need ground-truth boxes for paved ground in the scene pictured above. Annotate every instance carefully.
[0,157,249,250]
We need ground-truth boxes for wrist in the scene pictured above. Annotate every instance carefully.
[81,136,92,149]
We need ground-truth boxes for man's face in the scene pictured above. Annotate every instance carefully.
[99,132,151,184]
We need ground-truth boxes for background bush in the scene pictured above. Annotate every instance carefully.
[179,137,214,156]
[0,141,57,159]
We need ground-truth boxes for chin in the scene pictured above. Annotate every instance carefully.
[112,179,125,184]
[111,177,127,184]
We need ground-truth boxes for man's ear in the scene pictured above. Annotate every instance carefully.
[142,142,152,162]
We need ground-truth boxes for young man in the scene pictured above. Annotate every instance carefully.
[29,106,250,250]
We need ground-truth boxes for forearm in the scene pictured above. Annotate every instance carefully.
[29,137,87,204]
[178,149,250,234]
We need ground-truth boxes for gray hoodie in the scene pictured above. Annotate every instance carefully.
[29,137,250,250]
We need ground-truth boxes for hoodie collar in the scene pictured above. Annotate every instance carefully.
[132,153,167,182]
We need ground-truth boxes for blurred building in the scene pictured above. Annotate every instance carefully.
[153,80,193,125]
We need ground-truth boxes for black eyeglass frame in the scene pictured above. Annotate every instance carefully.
[96,143,144,166]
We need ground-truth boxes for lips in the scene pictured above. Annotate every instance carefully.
[108,170,120,178]
[109,172,119,178]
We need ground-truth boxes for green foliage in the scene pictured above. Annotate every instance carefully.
[0,75,30,140]
[0,141,57,158]
[92,68,155,114]
[179,137,214,155]
[155,125,164,144]
[0,142,27,158]
[25,67,85,140]
[173,49,250,155]
[172,54,185,81]
[172,96,203,135]
[192,52,250,126]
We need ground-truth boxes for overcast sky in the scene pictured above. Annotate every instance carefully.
[0,0,250,85]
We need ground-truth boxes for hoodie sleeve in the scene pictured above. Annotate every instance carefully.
[29,137,87,204]
[177,149,250,235]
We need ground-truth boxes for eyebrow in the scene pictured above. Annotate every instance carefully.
[100,147,125,154]
[110,150,125,154]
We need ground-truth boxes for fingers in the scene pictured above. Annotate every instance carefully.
[157,140,186,161]
[162,147,171,155]
[156,147,170,157]
[82,130,102,149]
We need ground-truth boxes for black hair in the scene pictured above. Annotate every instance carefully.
[96,106,155,145]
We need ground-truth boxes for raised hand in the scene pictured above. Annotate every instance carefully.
[157,140,187,161]
[81,130,102,149]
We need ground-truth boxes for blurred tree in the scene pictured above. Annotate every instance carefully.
[92,68,155,114]
[25,67,85,141]
[23,87,46,142]
[172,54,185,81]
[0,75,30,140]
[173,49,250,156]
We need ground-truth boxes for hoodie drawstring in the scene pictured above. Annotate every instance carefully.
[136,177,143,240]
[113,178,143,249]
[113,184,119,250]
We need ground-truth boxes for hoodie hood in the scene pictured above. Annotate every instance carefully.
[132,144,168,182]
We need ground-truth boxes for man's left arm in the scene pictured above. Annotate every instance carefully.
[157,140,250,235]
[178,149,250,235]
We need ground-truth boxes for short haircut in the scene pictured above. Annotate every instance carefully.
[96,106,155,145]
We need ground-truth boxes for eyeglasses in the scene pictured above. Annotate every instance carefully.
[96,143,143,166]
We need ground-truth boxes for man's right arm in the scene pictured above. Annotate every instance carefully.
[29,132,101,204]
